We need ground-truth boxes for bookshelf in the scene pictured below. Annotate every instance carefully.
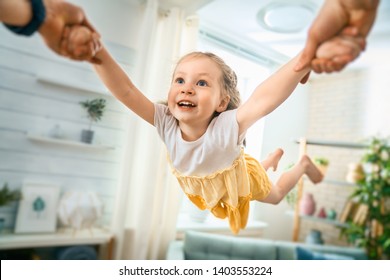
[292,138,368,242]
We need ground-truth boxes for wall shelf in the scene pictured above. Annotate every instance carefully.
[294,138,368,149]
[303,177,356,187]
[286,210,348,228]
[27,133,115,150]
[292,137,365,242]
[35,74,109,96]
[0,227,114,259]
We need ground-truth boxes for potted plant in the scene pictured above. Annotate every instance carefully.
[340,137,390,259]
[0,183,21,207]
[79,98,106,143]
[0,183,21,232]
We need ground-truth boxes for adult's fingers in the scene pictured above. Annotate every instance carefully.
[299,72,311,84]
[294,38,318,72]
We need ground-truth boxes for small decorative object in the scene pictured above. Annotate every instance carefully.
[313,157,329,176]
[345,162,364,184]
[15,182,60,233]
[305,229,324,245]
[48,124,64,139]
[79,98,106,144]
[57,191,104,230]
[326,208,337,220]
[299,192,316,216]
[317,207,327,218]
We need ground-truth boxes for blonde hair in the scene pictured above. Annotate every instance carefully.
[174,52,241,114]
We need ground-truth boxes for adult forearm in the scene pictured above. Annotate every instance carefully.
[341,0,379,10]
[0,0,32,25]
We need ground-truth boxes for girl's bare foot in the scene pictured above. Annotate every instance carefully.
[300,155,324,184]
[262,148,284,171]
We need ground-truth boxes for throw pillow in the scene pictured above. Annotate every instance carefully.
[295,247,354,260]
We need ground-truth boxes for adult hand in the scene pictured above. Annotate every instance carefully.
[295,0,379,74]
[38,0,102,64]
[312,34,365,73]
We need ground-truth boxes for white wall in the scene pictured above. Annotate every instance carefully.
[0,0,141,232]
[254,84,309,240]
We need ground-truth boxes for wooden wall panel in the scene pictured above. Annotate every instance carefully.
[0,25,136,231]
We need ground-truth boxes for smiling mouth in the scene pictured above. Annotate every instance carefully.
[178,101,196,108]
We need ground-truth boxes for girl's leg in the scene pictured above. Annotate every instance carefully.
[260,155,323,204]
[261,148,284,171]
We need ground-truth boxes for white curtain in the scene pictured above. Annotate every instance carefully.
[116,0,200,260]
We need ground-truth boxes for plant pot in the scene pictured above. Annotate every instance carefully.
[81,129,94,144]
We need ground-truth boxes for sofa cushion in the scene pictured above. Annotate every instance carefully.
[183,231,277,260]
[274,241,298,260]
[297,243,367,260]
[296,247,354,260]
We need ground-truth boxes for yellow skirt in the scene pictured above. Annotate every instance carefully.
[171,151,272,234]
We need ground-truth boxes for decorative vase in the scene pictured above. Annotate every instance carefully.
[305,229,324,245]
[300,193,316,216]
[345,162,364,183]
[317,207,327,218]
[81,129,94,144]
[326,208,337,220]
[49,124,64,139]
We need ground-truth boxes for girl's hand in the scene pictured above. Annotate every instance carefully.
[312,34,365,73]
[60,25,102,64]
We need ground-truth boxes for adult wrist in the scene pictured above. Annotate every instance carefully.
[3,0,46,36]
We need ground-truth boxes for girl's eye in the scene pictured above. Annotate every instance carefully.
[175,78,184,84]
[197,80,208,87]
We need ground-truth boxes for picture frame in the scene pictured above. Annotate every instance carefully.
[15,182,60,233]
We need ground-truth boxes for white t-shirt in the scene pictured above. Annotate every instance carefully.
[154,103,245,176]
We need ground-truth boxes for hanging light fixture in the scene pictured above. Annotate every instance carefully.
[256,1,316,33]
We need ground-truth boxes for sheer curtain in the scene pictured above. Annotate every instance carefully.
[115,0,200,260]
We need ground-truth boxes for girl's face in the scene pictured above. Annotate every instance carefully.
[168,56,229,131]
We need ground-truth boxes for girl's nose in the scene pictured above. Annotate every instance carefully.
[181,88,194,95]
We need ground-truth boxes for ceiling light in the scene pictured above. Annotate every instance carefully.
[256,2,316,33]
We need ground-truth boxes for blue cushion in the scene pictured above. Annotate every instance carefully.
[296,247,354,260]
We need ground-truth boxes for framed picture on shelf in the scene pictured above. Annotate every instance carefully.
[338,200,357,223]
[15,182,60,233]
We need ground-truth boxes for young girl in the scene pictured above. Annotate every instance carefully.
[79,31,362,234]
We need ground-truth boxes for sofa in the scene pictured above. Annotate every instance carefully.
[166,231,367,260]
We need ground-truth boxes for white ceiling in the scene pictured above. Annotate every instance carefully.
[197,0,390,57]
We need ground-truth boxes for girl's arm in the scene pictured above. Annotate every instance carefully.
[93,46,155,125]
[237,54,310,135]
